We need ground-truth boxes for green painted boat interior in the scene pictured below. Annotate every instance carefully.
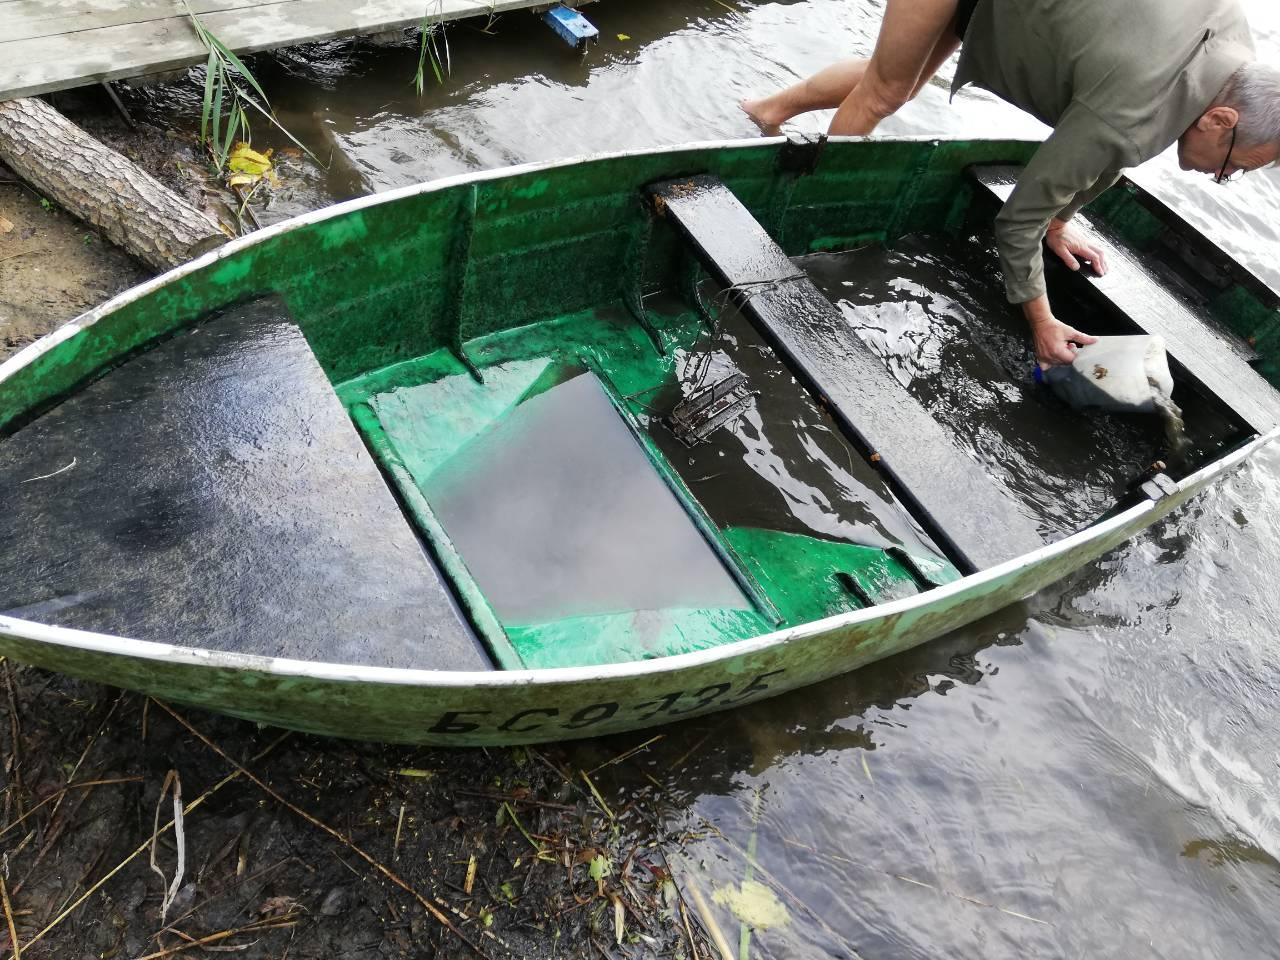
[338,296,958,669]
[3,138,1279,673]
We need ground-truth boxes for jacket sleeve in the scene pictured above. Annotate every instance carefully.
[995,101,1135,304]
[1057,168,1123,222]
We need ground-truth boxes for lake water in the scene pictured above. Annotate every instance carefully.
[130,2,1280,955]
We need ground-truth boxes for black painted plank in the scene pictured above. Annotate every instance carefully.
[970,165,1280,435]
[0,297,494,671]
[651,175,1046,574]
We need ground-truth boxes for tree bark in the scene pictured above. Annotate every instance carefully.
[0,96,227,271]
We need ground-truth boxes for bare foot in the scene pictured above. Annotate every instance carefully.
[740,98,784,135]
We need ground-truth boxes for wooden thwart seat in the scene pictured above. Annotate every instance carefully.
[970,165,1280,436]
[0,298,494,671]
[650,175,1046,574]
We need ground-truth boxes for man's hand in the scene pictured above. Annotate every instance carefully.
[1022,295,1098,368]
[1045,218,1107,275]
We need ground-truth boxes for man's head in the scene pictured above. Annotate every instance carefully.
[1179,62,1280,179]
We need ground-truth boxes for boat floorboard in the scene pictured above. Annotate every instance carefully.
[650,175,1047,574]
[0,297,494,671]
[970,165,1280,436]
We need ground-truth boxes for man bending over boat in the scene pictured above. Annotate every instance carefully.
[742,0,1280,368]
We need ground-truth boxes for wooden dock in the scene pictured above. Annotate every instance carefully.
[0,0,579,102]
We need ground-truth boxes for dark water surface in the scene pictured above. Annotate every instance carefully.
[127,2,1280,956]
[651,292,947,558]
[801,242,1247,536]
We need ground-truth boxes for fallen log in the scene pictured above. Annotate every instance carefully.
[0,96,227,271]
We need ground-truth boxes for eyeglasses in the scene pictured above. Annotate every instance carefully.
[1215,127,1240,184]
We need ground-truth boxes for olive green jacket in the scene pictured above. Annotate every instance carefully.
[954,0,1254,303]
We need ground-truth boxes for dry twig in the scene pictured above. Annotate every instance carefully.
[586,735,665,776]
[149,770,186,922]
[0,732,289,960]
[151,700,502,959]
[682,875,733,960]
[2,661,25,821]
[135,912,299,960]
[393,804,405,860]
[0,876,20,960]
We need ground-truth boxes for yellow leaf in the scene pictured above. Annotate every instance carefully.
[617,33,630,40]
[712,880,790,930]
[228,143,274,177]
[395,768,436,778]
[226,173,259,189]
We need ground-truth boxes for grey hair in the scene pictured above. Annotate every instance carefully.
[1217,62,1280,147]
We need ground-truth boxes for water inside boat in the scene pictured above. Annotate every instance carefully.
[799,239,1242,535]
[416,370,752,626]
[344,291,962,670]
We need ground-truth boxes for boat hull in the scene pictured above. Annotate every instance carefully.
[3,137,1277,744]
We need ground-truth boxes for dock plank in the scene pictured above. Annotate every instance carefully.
[0,0,576,100]
[651,175,1047,574]
[4,0,268,43]
[971,165,1280,435]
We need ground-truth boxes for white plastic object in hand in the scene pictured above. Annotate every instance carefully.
[1041,335,1176,414]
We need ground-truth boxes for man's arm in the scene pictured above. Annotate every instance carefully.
[1021,291,1097,367]
[994,103,1134,364]
[1057,165,1124,224]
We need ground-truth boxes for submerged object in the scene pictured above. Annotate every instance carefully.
[1041,335,1176,414]
[1040,335,1188,450]
[1,137,1278,745]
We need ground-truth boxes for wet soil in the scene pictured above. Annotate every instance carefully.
[0,169,147,360]
[0,84,234,361]
[0,670,714,959]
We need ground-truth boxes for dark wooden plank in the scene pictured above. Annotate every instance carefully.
[0,0,574,100]
[0,297,495,671]
[970,165,1280,435]
[651,175,1047,574]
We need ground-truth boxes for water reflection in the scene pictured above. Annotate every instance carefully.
[799,241,1236,537]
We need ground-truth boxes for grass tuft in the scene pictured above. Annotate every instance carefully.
[183,1,315,171]
[415,0,453,95]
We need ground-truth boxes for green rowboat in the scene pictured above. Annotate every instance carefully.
[1,136,1277,745]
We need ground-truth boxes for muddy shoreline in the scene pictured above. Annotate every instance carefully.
[0,86,242,361]
[0,168,145,359]
[0,667,727,959]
